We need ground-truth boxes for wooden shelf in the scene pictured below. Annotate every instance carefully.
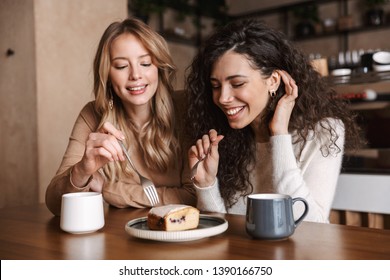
[158,1,390,48]
[230,0,336,19]
[231,0,390,52]
[294,22,390,41]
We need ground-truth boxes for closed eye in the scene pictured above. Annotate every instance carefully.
[232,82,245,88]
[114,65,127,70]
[211,83,221,89]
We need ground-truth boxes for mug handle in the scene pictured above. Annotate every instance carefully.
[292,197,309,227]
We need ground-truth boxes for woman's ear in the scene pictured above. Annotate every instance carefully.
[267,70,281,91]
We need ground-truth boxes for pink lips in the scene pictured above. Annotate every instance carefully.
[127,85,147,95]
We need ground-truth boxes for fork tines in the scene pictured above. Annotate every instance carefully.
[145,186,159,205]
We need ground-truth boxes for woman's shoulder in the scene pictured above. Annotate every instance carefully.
[312,118,345,149]
[291,117,345,147]
[78,101,101,130]
[315,117,345,135]
[291,117,344,136]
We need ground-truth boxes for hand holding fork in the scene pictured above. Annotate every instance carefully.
[189,129,224,187]
[73,121,159,206]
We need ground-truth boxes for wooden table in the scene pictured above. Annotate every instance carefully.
[1,203,389,260]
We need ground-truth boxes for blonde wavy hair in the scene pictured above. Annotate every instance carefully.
[92,18,178,182]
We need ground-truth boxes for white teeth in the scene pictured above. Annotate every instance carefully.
[226,107,243,116]
[128,85,145,91]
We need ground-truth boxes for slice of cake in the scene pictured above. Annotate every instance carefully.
[147,204,200,231]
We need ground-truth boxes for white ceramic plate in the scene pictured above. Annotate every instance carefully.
[331,68,351,76]
[373,64,390,72]
[373,51,390,65]
[125,214,228,242]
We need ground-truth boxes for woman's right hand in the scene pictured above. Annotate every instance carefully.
[188,129,224,188]
[269,70,298,136]
[71,122,125,187]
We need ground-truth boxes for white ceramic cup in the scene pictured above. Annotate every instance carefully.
[60,192,105,234]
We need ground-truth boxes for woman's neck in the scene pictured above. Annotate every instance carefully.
[251,118,270,143]
[124,103,151,131]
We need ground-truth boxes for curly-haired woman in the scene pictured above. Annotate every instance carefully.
[46,18,195,216]
[184,19,363,223]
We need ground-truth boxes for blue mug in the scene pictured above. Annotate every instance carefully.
[246,193,309,240]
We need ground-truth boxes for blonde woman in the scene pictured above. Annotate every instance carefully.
[46,18,195,216]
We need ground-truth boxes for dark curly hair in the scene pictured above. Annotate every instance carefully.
[184,18,364,208]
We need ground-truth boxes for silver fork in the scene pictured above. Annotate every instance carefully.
[190,157,206,181]
[190,146,212,181]
[118,140,160,206]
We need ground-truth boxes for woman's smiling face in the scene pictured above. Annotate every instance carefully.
[210,51,272,129]
[109,33,158,110]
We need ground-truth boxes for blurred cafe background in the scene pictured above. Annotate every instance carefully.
[1,0,389,228]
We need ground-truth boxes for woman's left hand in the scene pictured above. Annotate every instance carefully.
[269,70,298,135]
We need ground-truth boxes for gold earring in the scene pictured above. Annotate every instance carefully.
[107,86,114,110]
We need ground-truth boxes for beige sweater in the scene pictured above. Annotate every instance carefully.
[45,100,196,216]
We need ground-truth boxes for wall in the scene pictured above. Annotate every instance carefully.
[34,0,127,203]
[0,0,38,208]
[0,0,127,208]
